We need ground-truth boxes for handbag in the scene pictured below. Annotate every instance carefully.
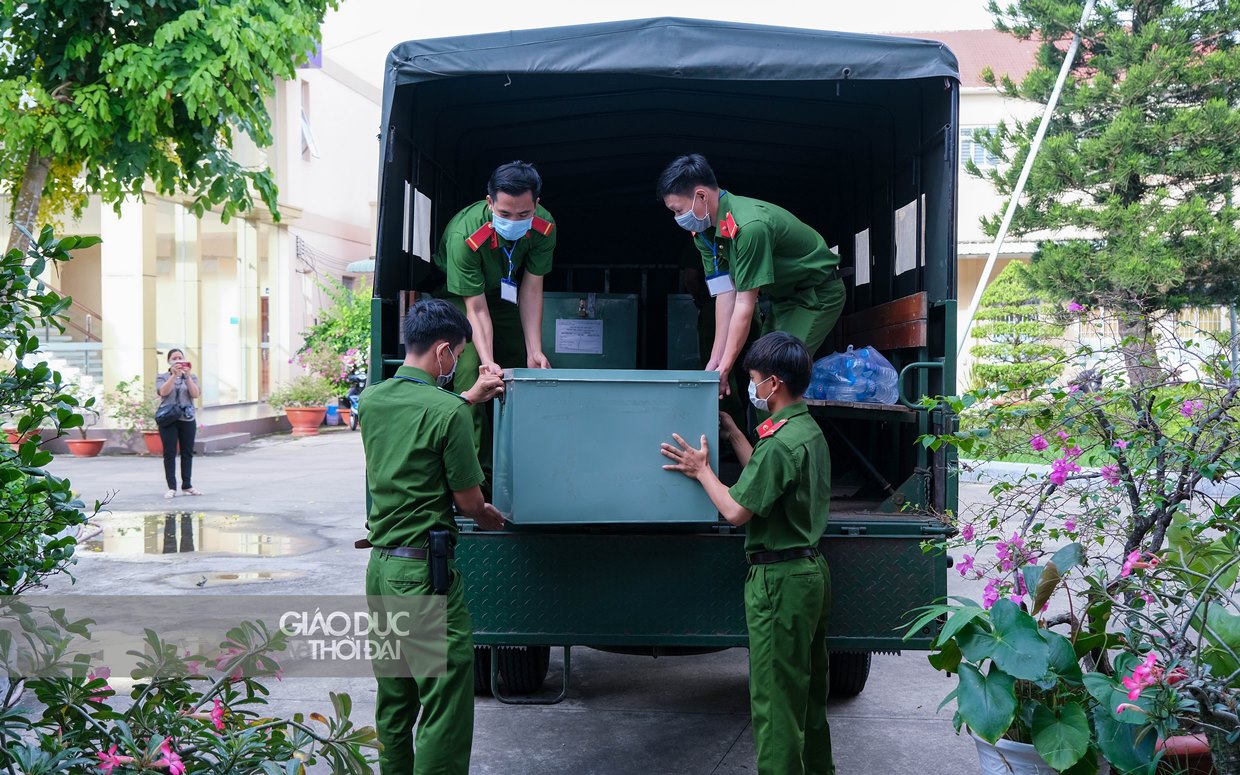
[180,405,196,423]
[155,403,180,429]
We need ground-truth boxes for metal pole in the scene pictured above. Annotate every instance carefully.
[958,0,1098,354]
[1230,304,1238,386]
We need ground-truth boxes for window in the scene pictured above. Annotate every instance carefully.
[960,125,1000,168]
[300,80,320,160]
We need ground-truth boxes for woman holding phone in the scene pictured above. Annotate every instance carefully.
[154,348,202,498]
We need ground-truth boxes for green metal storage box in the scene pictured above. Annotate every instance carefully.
[540,291,638,369]
[493,369,719,524]
[666,294,702,370]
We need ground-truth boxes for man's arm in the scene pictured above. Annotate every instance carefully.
[452,486,505,530]
[717,288,758,390]
[463,295,499,373]
[518,273,550,369]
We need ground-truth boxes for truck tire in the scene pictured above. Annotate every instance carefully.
[497,645,551,694]
[829,651,871,697]
[473,646,492,695]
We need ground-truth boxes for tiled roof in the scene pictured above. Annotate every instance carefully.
[890,29,1040,88]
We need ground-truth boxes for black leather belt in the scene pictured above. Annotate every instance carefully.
[373,545,454,560]
[746,547,819,566]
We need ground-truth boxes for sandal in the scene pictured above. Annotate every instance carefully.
[183,488,203,496]
[164,490,177,499]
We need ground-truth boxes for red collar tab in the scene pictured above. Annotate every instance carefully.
[531,215,554,236]
[718,212,740,239]
[464,222,495,252]
[757,418,788,439]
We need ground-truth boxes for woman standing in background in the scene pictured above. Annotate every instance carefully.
[155,348,202,498]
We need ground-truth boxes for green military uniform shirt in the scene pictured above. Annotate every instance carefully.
[729,403,831,554]
[434,200,556,298]
[693,192,839,300]
[360,365,484,549]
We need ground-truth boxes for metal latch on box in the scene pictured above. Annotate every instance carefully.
[837,525,867,537]
[577,293,597,319]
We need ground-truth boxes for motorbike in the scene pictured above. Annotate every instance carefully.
[346,373,366,431]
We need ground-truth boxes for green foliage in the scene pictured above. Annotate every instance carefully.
[978,0,1240,318]
[104,376,161,442]
[0,227,103,595]
[296,278,371,393]
[0,0,337,230]
[970,262,1067,389]
[267,374,336,410]
[1,612,379,772]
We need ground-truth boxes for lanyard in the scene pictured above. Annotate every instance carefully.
[697,235,721,274]
[499,242,518,281]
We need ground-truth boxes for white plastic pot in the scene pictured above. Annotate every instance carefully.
[971,733,1111,775]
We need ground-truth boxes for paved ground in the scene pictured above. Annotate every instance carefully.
[37,429,992,774]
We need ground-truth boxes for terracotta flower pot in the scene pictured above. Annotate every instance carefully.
[285,407,327,437]
[1157,734,1215,775]
[66,438,106,457]
[5,427,41,450]
[142,430,164,456]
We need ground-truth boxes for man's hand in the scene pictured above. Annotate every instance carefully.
[474,503,506,531]
[462,368,504,404]
[717,366,732,398]
[480,361,504,377]
[527,351,551,369]
[719,411,742,445]
[661,433,711,480]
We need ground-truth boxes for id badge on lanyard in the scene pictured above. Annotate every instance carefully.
[706,272,735,296]
[500,244,519,304]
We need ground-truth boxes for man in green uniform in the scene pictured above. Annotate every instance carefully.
[657,153,845,398]
[360,299,506,775]
[434,161,556,465]
[661,332,834,775]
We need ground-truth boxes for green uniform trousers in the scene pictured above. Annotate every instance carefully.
[760,278,847,358]
[445,296,527,483]
[367,552,475,775]
[745,554,834,775]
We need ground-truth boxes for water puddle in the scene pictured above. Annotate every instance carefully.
[81,512,316,557]
[164,570,305,589]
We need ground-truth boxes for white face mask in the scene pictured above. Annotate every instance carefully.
[436,345,458,388]
[748,375,776,411]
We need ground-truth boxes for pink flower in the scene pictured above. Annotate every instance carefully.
[97,745,134,773]
[1030,435,1049,452]
[1050,456,1082,486]
[1116,702,1147,715]
[1066,446,1083,459]
[1064,519,1077,532]
[982,579,1000,609]
[957,553,975,577]
[87,667,113,702]
[1121,652,1163,700]
[1101,464,1121,486]
[1180,399,1204,418]
[1068,302,1084,312]
[1122,551,1160,577]
[210,699,226,732]
[996,540,1009,561]
[155,740,186,775]
[1114,439,1129,449]
[1140,590,1154,605]
[1068,383,1081,394]
[960,524,974,542]
[1057,431,1071,442]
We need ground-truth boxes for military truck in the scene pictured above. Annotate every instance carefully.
[371,17,959,702]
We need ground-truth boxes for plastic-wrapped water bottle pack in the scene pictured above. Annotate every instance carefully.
[806,345,899,404]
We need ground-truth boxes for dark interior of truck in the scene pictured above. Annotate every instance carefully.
[377,61,957,518]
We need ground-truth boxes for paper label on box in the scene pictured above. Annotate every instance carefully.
[555,318,604,355]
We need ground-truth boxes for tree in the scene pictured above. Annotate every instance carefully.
[0,0,336,252]
[969,261,1067,390]
[296,278,371,394]
[977,0,1240,385]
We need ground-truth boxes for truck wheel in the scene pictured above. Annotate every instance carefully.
[473,646,492,695]
[829,651,871,697]
[497,645,551,694]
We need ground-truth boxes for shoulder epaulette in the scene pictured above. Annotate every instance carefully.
[718,212,740,239]
[530,215,554,237]
[465,222,497,251]
[756,418,788,439]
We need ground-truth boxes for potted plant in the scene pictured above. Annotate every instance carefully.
[63,380,106,457]
[104,376,162,455]
[267,374,336,437]
[912,305,1239,774]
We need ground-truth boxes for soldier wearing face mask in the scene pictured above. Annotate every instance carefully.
[433,161,556,479]
[657,154,845,401]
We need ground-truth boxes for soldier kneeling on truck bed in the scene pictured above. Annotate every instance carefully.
[661,331,835,775]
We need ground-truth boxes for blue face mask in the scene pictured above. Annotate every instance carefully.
[436,345,458,388]
[492,213,533,241]
[674,194,711,233]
